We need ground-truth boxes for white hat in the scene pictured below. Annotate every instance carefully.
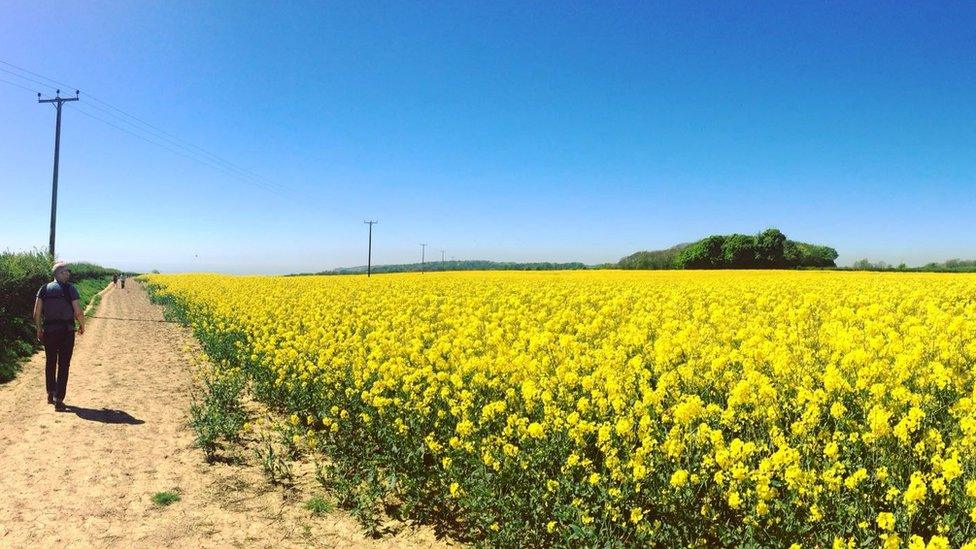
[52,261,69,274]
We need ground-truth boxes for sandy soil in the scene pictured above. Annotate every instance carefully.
[0,282,445,548]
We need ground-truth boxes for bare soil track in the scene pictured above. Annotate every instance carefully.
[0,282,442,548]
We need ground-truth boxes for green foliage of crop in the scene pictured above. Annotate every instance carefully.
[189,366,248,461]
[305,495,335,515]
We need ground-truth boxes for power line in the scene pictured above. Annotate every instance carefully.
[77,96,299,198]
[1,65,221,171]
[0,59,69,89]
[75,100,301,200]
[0,58,303,201]
[0,66,58,93]
[72,106,276,188]
[0,77,304,204]
[0,77,42,94]
[69,106,304,204]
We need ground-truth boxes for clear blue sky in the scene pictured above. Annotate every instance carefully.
[1,1,974,273]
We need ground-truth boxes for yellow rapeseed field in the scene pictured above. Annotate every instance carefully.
[144,270,976,547]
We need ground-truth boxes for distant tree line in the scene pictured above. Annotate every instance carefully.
[846,258,976,272]
[850,259,901,271]
[617,245,689,270]
[288,260,589,276]
[922,259,976,272]
[619,229,839,270]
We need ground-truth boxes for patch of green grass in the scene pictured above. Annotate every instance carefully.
[73,276,112,313]
[151,491,181,506]
[305,495,335,515]
[85,293,102,316]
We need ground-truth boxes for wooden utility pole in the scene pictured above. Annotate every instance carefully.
[38,89,79,258]
[364,220,377,277]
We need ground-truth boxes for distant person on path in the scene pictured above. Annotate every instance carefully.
[112,273,118,287]
[33,262,85,411]
[120,274,126,289]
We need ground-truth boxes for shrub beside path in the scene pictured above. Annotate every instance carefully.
[0,282,441,547]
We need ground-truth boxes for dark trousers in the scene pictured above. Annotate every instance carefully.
[43,330,75,401]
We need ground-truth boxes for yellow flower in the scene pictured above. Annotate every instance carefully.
[903,473,927,507]
[727,491,741,509]
[670,469,689,488]
[844,468,867,490]
[881,534,901,549]
[876,512,895,531]
[941,455,962,482]
[830,401,846,419]
[824,442,839,460]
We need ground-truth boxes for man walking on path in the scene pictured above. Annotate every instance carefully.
[33,261,85,411]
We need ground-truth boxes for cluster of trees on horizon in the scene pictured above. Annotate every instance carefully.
[619,229,839,270]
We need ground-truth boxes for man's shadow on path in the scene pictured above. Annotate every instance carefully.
[62,405,145,425]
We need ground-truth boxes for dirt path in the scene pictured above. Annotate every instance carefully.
[0,282,442,548]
